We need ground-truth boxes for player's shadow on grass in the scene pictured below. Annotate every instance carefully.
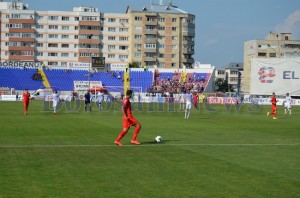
[141,139,180,144]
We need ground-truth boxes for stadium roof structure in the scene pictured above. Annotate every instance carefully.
[126,2,189,14]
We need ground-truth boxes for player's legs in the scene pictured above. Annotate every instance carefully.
[23,102,29,115]
[53,101,57,114]
[115,117,131,146]
[185,103,191,119]
[131,119,141,144]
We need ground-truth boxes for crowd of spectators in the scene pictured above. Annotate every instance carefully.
[150,70,207,94]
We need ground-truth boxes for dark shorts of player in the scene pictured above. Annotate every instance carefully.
[122,115,138,128]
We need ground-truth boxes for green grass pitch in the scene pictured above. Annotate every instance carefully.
[0,100,299,197]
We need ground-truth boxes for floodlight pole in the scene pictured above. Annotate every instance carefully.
[88,34,93,90]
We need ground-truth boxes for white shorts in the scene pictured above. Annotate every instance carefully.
[53,100,58,108]
[186,103,192,110]
[285,103,291,109]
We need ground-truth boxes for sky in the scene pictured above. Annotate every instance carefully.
[22,0,300,68]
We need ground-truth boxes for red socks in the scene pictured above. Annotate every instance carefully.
[132,126,141,141]
[116,130,127,142]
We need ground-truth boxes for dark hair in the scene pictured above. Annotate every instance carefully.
[126,90,132,96]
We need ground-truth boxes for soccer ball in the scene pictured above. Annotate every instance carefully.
[155,136,163,143]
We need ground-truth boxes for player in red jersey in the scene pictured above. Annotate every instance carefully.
[22,89,30,115]
[267,92,278,119]
[114,90,142,146]
[193,92,199,110]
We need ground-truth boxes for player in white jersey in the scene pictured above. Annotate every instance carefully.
[52,90,59,114]
[283,93,292,115]
[97,90,104,110]
[184,90,193,119]
[179,92,185,111]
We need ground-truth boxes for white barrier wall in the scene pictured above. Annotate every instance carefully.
[250,58,300,95]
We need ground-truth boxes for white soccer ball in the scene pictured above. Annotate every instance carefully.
[155,136,163,143]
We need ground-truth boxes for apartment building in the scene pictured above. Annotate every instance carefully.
[127,2,195,68]
[0,1,102,69]
[242,32,300,93]
[215,63,243,92]
[0,0,195,69]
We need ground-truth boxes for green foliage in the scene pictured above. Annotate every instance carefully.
[215,78,234,92]
[0,101,300,197]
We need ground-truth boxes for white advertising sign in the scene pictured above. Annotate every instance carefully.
[73,81,102,91]
[250,58,300,95]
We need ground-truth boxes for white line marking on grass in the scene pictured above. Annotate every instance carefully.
[1,143,300,148]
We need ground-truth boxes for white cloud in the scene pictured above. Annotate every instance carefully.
[275,10,300,39]
[205,39,218,45]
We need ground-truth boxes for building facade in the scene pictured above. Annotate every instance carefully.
[214,63,243,93]
[0,0,195,69]
[242,33,300,93]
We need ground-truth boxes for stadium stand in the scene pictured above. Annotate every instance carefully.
[0,68,44,90]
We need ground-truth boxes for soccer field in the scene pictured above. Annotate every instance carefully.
[0,101,300,197]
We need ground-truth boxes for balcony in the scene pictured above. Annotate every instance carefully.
[182,40,194,45]
[182,58,194,64]
[145,38,157,43]
[145,21,157,26]
[182,48,194,54]
[144,57,157,62]
[144,30,157,35]
[9,55,34,61]
[144,48,157,53]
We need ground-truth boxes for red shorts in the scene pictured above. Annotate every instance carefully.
[272,105,277,112]
[122,115,138,128]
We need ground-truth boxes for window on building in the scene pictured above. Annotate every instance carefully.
[108,54,115,58]
[172,27,177,31]
[119,46,128,50]
[49,34,58,38]
[62,44,69,48]
[172,45,177,49]
[48,52,58,56]
[108,36,116,41]
[172,36,177,40]
[108,45,115,50]
[49,25,58,29]
[158,17,165,22]
[158,35,165,40]
[61,62,67,66]
[61,35,69,39]
[269,53,276,57]
[119,28,128,32]
[75,17,79,21]
[134,26,142,30]
[172,18,177,22]
[145,43,156,48]
[134,53,142,58]
[108,18,116,22]
[135,16,142,21]
[134,44,142,48]
[158,26,165,31]
[159,54,165,58]
[134,35,142,39]
[48,16,59,20]
[62,16,69,21]
[158,44,165,49]
[172,54,176,58]
[62,26,69,30]
[119,37,129,41]
[119,19,129,24]
[172,63,176,67]
[258,52,267,57]
[108,27,116,32]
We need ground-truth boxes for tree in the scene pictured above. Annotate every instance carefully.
[129,62,140,68]
[214,78,234,92]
